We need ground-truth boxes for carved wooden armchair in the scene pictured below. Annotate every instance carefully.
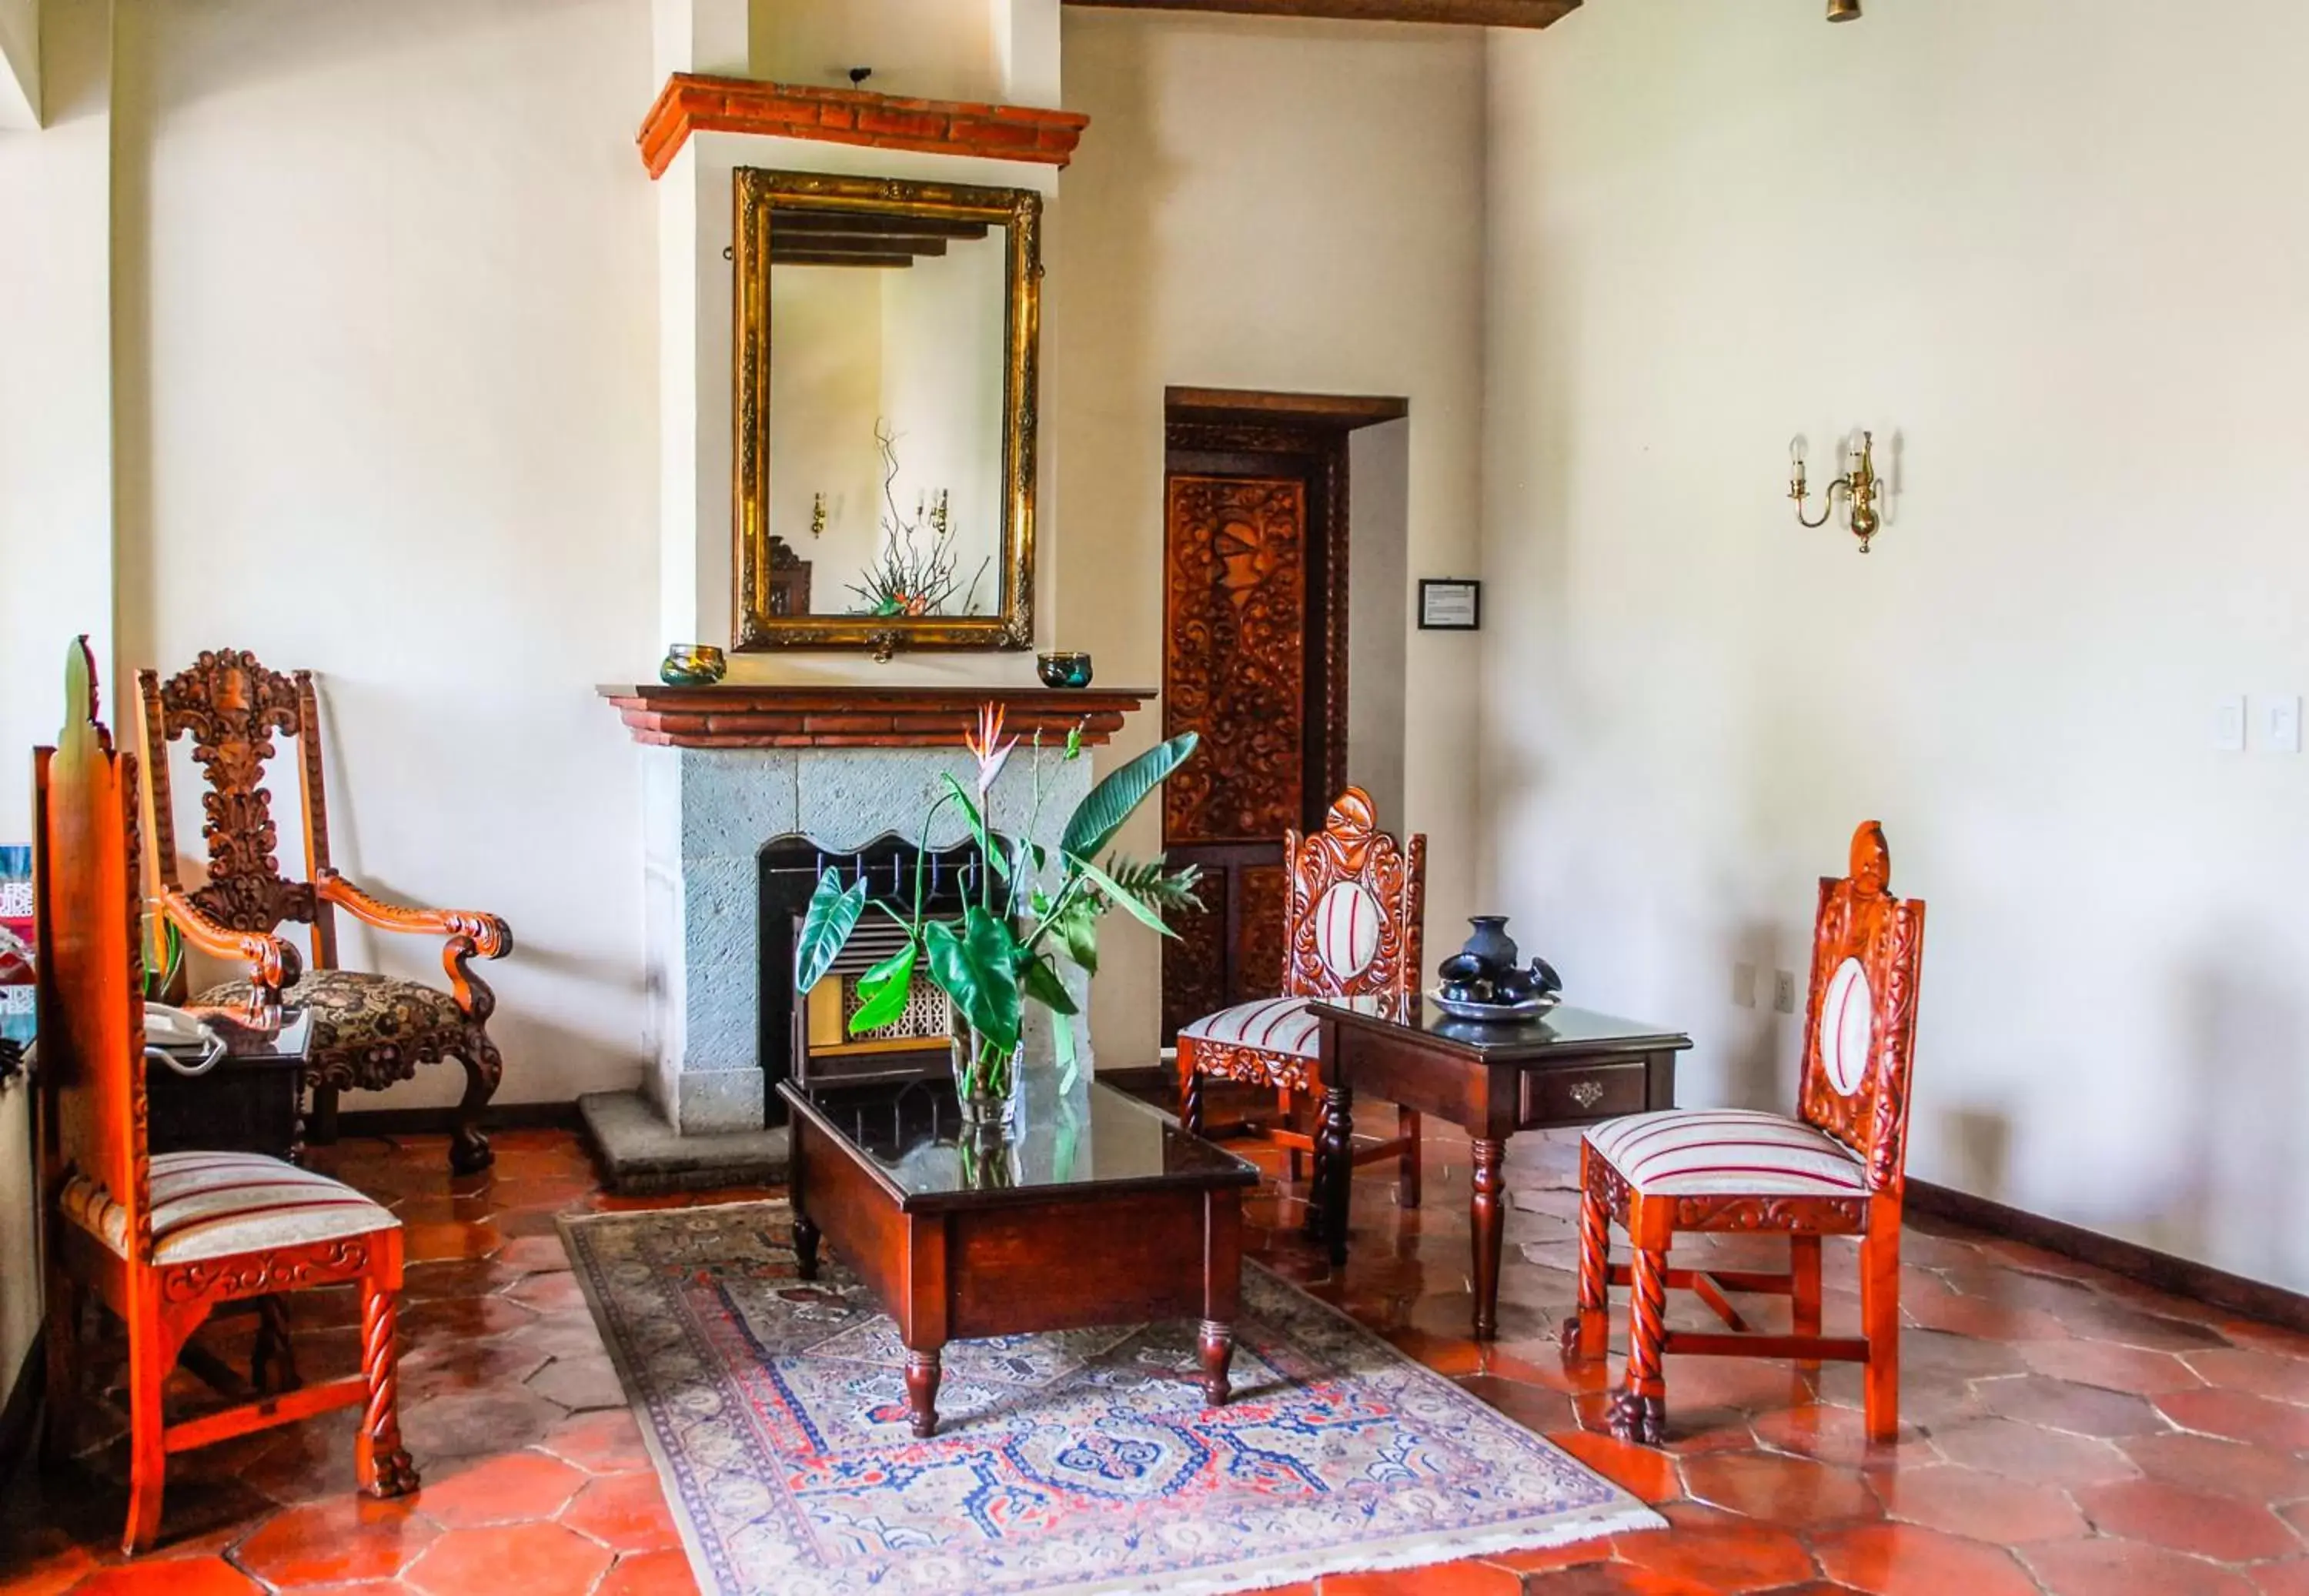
[138,649,513,1172]
[1562,821,1926,1445]
[1177,789,1425,1217]
[38,639,415,1554]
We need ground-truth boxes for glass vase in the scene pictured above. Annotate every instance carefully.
[951,1022,1020,1134]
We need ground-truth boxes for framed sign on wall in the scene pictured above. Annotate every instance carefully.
[1418,579,1482,631]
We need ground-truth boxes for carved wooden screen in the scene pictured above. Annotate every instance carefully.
[1795,821,1926,1194]
[1160,421,1348,1043]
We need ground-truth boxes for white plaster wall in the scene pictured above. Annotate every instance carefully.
[112,0,660,1109]
[1485,0,2309,1287]
[1050,10,1486,1068]
[0,0,110,1437]
[753,0,998,102]
[1347,419,1409,827]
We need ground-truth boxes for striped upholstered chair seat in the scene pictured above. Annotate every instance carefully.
[1176,993,1388,1063]
[1584,1107,1869,1198]
[62,1149,397,1263]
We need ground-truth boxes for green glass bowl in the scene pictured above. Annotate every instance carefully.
[1037,651,1094,689]
[659,643,727,686]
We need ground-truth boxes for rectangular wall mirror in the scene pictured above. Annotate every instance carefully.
[733,169,1041,655]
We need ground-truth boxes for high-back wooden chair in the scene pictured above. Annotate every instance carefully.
[1562,820,1925,1444]
[38,639,416,1554]
[139,649,512,1170]
[1176,789,1425,1217]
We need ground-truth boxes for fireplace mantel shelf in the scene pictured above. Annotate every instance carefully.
[600,683,1156,750]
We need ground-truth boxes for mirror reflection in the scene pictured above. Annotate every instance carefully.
[767,207,1008,619]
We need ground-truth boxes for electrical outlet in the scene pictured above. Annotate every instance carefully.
[1773,970,1797,1013]
[2217,696,2248,753]
[1732,963,1757,1008]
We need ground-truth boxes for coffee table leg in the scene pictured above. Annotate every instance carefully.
[1471,1137,1505,1341]
[1198,1321,1235,1406]
[794,1214,820,1281]
[904,1348,942,1438]
[791,1124,821,1280]
[1201,1189,1242,1405]
[1320,1084,1355,1267]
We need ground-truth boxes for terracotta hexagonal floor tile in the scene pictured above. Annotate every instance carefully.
[2073,1477,2302,1561]
[2063,1303,2231,1352]
[230,1495,440,1585]
[1681,1451,1881,1530]
[1454,1566,1716,1594]
[405,1521,615,1596]
[2154,1387,2309,1449]
[1930,1417,2139,1486]
[400,1220,504,1263]
[0,1541,99,1596]
[1976,1374,2170,1437]
[504,1271,587,1314]
[2022,1538,2260,1596]
[1548,1428,1682,1504]
[2120,1431,2309,1503]
[538,1408,653,1476]
[2251,1560,2309,1596]
[526,1353,627,1412]
[2186,1346,2309,1404]
[1873,1463,2088,1543]
[1749,1404,1922,1468]
[65,1558,264,1596]
[416,1450,589,1527]
[1810,1523,2041,1596]
[2020,1339,2206,1396]
[559,1472,682,1554]
[493,1234,574,1272]
[1456,1373,1577,1434]
[403,1387,569,1464]
[593,1548,702,1596]
[1611,1503,1816,1590]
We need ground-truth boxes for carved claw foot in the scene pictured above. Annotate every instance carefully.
[364,1447,420,1498]
[449,1124,493,1175]
[1557,1314,1587,1358]
[1607,1387,1666,1447]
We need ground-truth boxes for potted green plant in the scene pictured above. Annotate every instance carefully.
[794,706,1200,1130]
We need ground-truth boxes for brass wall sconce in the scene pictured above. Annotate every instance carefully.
[1827,0,1862,20]
[1789,430,1883,553]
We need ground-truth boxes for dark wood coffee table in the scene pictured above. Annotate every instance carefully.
[1313,1001,1690,1340]
[777,1077,1260,1438]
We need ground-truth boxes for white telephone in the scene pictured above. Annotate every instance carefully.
[146,1003,226,1077]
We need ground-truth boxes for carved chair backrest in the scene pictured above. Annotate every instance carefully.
[37,639,153,1259]
[137,650,337,954]
[1796,821,1926,1194]
[1281,788,1425,1005]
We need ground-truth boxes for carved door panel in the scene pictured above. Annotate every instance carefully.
[1161,455,1342,1042]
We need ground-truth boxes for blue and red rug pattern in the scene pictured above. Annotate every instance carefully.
[563,1199,1659,1596]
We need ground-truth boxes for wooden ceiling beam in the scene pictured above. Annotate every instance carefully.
[1061,0,1579,28]
[768,211,991,241]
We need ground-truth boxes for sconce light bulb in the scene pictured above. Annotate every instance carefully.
[1826,0,1861,20]
[1789,435,1805,465]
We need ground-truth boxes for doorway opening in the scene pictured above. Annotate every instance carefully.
[1158,387,1408,1044]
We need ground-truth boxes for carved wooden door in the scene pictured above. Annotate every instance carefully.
[1161,429,1345,1043]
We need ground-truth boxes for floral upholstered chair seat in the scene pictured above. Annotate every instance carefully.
[197,970,476,1087]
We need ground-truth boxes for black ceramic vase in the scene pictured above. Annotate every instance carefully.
[1461,916,1519,971]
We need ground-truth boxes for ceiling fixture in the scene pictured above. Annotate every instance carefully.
[1827,0,1861,18]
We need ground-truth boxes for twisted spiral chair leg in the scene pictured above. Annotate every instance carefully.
[1560,1155,1612,1361]
[358,1283,419,1498]
[1609,1227,1670,1446]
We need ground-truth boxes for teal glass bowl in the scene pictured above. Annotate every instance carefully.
[1037,651,1094,689]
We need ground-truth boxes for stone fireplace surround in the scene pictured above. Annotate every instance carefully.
[580,684,1154,1187]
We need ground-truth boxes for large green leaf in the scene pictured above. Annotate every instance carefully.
[1020,953,1078,1017]
[847,940,917,1035]
[1059,731,1198,862]
[1072,853,1180,938]
[1043,888,1101,975]
[924,906,1023,1055]
[794,869,865,994]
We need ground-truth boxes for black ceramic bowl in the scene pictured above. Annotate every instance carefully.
[1038,651,1094,689]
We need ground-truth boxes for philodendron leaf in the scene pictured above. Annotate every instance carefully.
[794,869,865,994]
[847,940,917,1036]
[1021,954,1079,1017]
[924,906,1023,1056]
[1059,731,1199,862]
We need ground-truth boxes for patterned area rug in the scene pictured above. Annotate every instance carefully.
[562,1199,1659,1596]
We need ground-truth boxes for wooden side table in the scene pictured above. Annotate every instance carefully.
[779,1077,1259,1438]
[1314,1001,1689,1341]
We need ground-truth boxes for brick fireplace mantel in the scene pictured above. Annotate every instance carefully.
[600,683,1156,750]
[637,74,1091,181]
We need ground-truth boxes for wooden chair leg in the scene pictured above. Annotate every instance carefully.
[41,1269,81,1464]
[1180,1054,1206,1139]
[122,1297,170,1556]
[1609,1194,1672,1447]
[1791,1234,1823,1367]
[1396,1107,1421,1209]
[1860,1212,1902,1443]
[448,1037,501,1174]
[356,1251,419,1498]
[1559,1140,1609,1361]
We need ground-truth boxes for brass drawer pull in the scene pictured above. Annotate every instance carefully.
[1569,1080,1605,1110]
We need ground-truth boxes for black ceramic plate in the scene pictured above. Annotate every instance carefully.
[1427,987,1561,1023]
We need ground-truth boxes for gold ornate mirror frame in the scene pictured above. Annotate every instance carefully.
[732,168,1041,653]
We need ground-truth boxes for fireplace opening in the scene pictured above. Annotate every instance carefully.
[758,834,989,1116]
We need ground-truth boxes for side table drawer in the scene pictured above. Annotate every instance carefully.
[1520,1061,1649,1127]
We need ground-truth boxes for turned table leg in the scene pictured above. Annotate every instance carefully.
[904,1347,942,1438]
[1201,1188,1242,1406]
[1471,1137,1506,1341]
[794,1214,821,1281]
[1320,1083,1355,1267]
[1198,1321,1235,1406]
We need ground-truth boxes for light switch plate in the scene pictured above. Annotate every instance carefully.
[1773,970,1797,1014]
[2261,694,2302,755]
[2217,696,2248,753]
